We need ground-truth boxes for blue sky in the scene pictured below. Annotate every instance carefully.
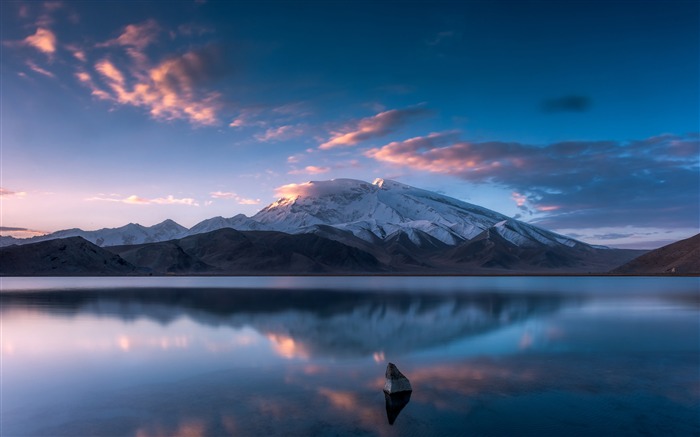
[1,0,698,248]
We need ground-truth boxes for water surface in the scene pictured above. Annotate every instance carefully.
[2,277,698,436]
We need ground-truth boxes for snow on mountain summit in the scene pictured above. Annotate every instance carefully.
[251,178,576,247]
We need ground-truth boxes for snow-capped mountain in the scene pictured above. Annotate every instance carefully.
[2,178,586,250]
[2,219,187,247]
[184,214,268,237]
[3,178,646,273]
[251,178,584,248]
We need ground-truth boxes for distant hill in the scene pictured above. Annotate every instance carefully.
[612,234,700,274]
[108,228,383,274]
[0,237,138,276]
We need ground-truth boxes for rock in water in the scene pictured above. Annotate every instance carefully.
[383,362,412,394]
[384,391,412,425]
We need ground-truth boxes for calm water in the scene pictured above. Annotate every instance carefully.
[1,277,699,436]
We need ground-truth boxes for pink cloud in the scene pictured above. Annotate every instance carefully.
[209,191,260,205]
[95,60,125,85]
[274,180,369,200]
[86,194,199,206]
[319,106,429,150]
[365,131,507,175]
[274,183,310,199]
[0,188,27,198]
[66,45,87,62]
[89,46,223,126]
[288,165,330,175]
[123,195,151,205]
[512,192,527,207]
[98,19,160,50]
[23,28,56,55]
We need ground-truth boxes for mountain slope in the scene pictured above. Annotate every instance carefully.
[109,228,383,274]
[184,214,268,236]
[0,237,138,275]
[612,234,700,274]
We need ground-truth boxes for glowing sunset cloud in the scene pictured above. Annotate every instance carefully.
[319,107,430,150]
[288,165,330,175]
[23,28,56,54]
[86,194,199,206]
[266,334,308,360]
[366,133,699,230]
[98,19,160,50]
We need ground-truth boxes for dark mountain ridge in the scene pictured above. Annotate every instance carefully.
[612,233,700,274]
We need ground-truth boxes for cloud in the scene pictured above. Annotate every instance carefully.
[22,28,56,55]
[177,23,215,37]
[209,191,260,205]
[366,132,700,229]
[0,188,27,198]
[98,19,160,50]
[95,59,125,84]
[541,95,591,113]
[26,60,54,78]
[0,226,48,238]
[273,179,375,200]
[89,44,225,125]
[319,106,430,150]
[86,194,199,206]
[288,166,330,175]
[66,45,86,62]
[255,125,304,142]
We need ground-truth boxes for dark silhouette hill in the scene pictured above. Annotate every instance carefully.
[0,237,137,275]
[612,234,700,274]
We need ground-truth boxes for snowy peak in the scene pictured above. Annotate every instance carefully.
[372,178,411,190]
[3,178,591,252]
[251,178,587,249]
[186,214,268,237]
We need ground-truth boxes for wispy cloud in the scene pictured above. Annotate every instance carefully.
[366,132,700,229]
[0,188,27,198]
[89,43,224,126]
[86,194,199,206]
[255,125,305,142]
[288,165,330,175]
[26,60,54,78]
[319,106,430,150]
[209,191,260,205]
[98,19,160,51]
[0,226,48,238]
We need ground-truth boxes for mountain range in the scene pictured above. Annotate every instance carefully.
[1,178,659,275]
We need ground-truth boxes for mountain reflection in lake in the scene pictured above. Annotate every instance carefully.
[2,278,698,436]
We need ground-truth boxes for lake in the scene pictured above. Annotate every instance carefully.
[2,277,699,436]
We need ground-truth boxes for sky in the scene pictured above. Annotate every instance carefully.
[1,0,698,249]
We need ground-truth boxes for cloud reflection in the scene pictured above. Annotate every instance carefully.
[1,288,571,359]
